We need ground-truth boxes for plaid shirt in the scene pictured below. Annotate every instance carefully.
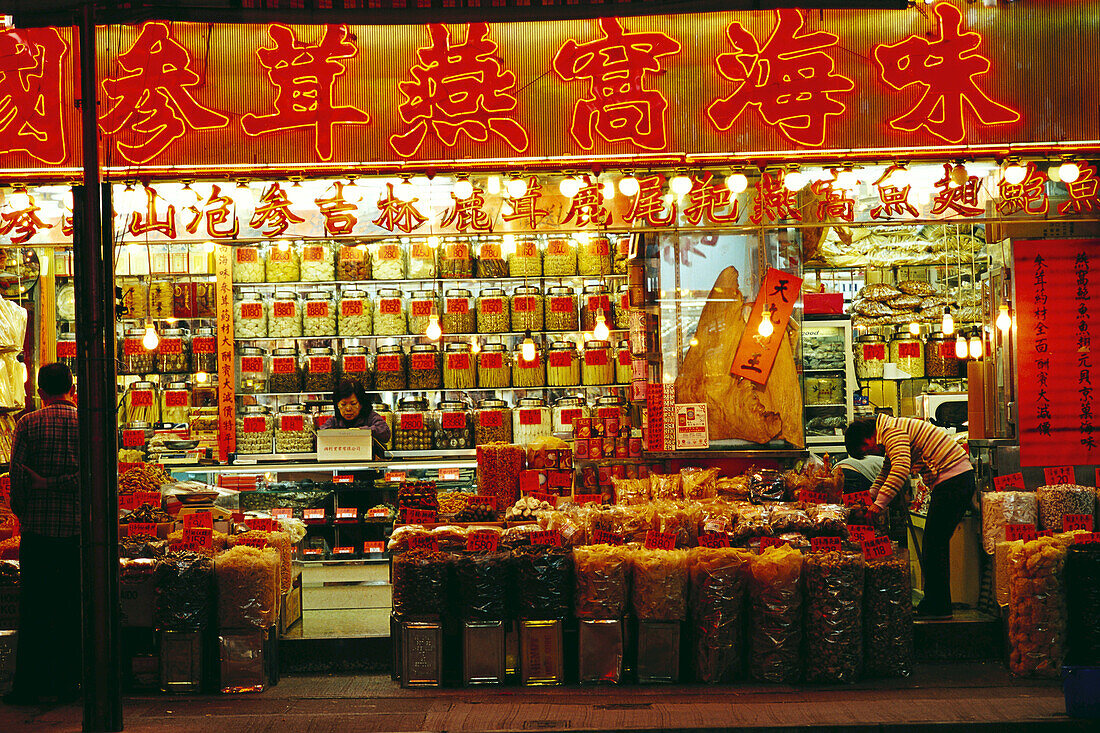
[9,401,81,538]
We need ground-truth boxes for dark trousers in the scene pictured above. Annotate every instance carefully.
[11,532,82,698]
[921,470,976,610]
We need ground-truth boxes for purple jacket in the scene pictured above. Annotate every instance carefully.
[320,409,391,443]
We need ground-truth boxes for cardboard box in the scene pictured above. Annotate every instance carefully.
[278,573,303,636]
[160,630,203,693]
[519,619,563,686]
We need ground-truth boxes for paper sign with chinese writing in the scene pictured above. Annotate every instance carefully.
[675,403,709,450]
[1005,524,1038,542]
[993,473,1026,491]
[811,536,842,553]
[183,511,213,529]
[862,536,894,560]
[215,244,236,460]
[730,267,803,385]
[697,532,730,549]
[1044,466,1076,485]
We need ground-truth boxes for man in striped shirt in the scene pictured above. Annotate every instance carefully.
[845,413,974,619]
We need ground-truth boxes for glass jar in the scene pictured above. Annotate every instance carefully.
[475,398,512,445]
[268,347,302,393]
[546,341,580,387]
[925,331,963,378]
[582,340,614,385]
[614,284,632,330]
[303,347,338,392]
[443,342,476,390]
[303,291,337,337]
[233,245,265,283]
[374,288,407,335]
[269,290,303,338]
[513,341,545,387]
[337,242,371,281]
[120,326,156,375]
[442,288,476,334]
[57,332,78,373]
[578,236,611,276]
[508,239,542,277]
[372,241,406,280]
[342,345,373,390]
[120,420,154,454]
[581,285,612,331]
[510,285,544,332]
[855,334,887,379]
[612,236,630,275]
[407,240,437,279]
[408,289,438,335]
[394,397,435,451]
[191,326,217,374]
[409,344,442,390]
[440,240,473,278]
[374,344,408,391]
[594,395,628,426]
[552,396,591,436]
[616,340,632,384]
[375,403,394,449]
[544,238,577,276]
[477,288,509,333]
[545,286,578,332]
[156,328,190,374]
[338,290,373,336]
[161,382,191,425]
[265,243,300,282]
[477,240,507,278]
[123,381,160,424]
[236,405,274,454]
[513,397,551,445]
[119,279,148,320]
[889,328,925,378]
[237,346,268,394]
[477,343,510,388]
[300,242,335,281]
[275,404,315,453]
[435,400,473,449]
[234,292,268,339]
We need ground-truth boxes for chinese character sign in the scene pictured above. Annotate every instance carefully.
[730,267,803,386]
[1015,239,1100,466]
[0,28,68,165]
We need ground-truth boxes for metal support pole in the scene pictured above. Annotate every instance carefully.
[74,4,123,730]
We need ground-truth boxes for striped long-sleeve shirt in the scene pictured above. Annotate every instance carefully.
[868,413,971,509]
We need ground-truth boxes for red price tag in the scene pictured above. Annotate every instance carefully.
[191,336,216,355]
[1073,533,1100,544]
[531,530,562,547]
[302,548,324,558]
[617,350,631,366]
[404,508,437,524]
[847,524,875,542]
[1045,466,1076,485]
[271,356,296,374]
[445,298,469,314]
[585,349,608,366]
[379,298,402,315]
[862,535,894,560]
[376,354,401,372]
[343,355,367,373]
[385,471,406,482]
[620,292,630,311]
[118,493,138,511]
[559,409,582,426]
[411,243,431,260]
[122,429,146,448]
[513,296,537,313]
[547,239,569,255]
[183,527,213,549]
[410,353,436,371]
[445,243,469,260]
[159,338,183,355]
[519,409,542,426]
[843,491,873,507]
[272,301,296,318]
[993,473,1026,491]
[479,298,504,314]
[447,353,471,371]
[236,534,268,549]
[127,522,157,537]
[57,340,78,357]
[527,491,556,507]
[239,302,264,319]
[645,531,677,550]
[862,344,886,361]
[589,238,610,256]
[340,299,364,317]
[302,245,324,262]
[270,247,292,262]
[759,536,788,552]
[697,532,730,549]
[308,356,332,374]
[466,531,500,552]
[591,529,624,546]
[137,491,161,508]
[479,352,504,369]
[279,415,304,432]
[303,508,326,521]
[400,412,424,431]
[811,537,843,553]
[938,341,956,358]
[123,338,144,355]
[799,490,828,504]
[411,300,434,317]
[438,468,461,482]
[1064,514,1094,532]
[334,475,354,484]
[516,241,538,257]
[332,546,355,556]
[478,410,503,428]
[243,416,267,433]
[518,354,541,369]
[165,390,188,408]
[129,390,154,407]
[548,351,573,368]
[236,247,258,263]
[441,412,466,429]
[183,512,213,529]
[378,244,400,261]
[573,494,603,505]
[1005,524,1038,542]
[271,508,292,519]
[549,297,574,314]
[306,300,329,318]
[336,508,358,521]
[480,243,502,260]
[363,541,385,554]
[586,295,610,313]
[409,535,439,552]
[244,517,275,532]
[240,356,264,373]
[898,342,921,358]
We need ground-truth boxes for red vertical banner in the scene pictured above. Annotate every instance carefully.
[1015,239,1100,466]
[730,267,803,385]
[216,245,236,460]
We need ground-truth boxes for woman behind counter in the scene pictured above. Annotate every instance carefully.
[320,379,391,445]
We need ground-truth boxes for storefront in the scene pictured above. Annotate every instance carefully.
[1,0,1099,692]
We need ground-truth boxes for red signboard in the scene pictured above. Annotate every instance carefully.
[730,267,803,385]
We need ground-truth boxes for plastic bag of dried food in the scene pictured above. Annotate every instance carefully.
[452,551,511,621]
[476,444,526,512]
[748,545,804,683]
[230,530,294,592]
[647,473,682,502]
[614,505,651,544]
[650,501,696,548]
[804,551,864,683]
[693,500,735,538]
[853,300,892,317]
[629,548,689,621]
[431,524,469,551]
[681,467,719,501]
[540,511,585,547]
[119,535,168,559]
[864,547,913,678]
[689,547,752,682]
[387,524,429,552]
[154,551,214,630]
[392,548,449,617]
[501,523,540,550]
[1036,485,1095,533]
[1065,543,1100,665]
[981,491,1038,554]
[897,280,936,296]
[995,540,1022,607]
[216,545,280,629]
[730,505,774,546]
[716,476,751,501]
[769,504,813,534]
[749,469,787,503]
[574,544,630,618]
[512,545,573,620]
[888,294,923,311]
[861,283,903,302]
[166,529,229,556]
[613,476,652,505]
[1008,536,1068,677]
[808,504,849,537]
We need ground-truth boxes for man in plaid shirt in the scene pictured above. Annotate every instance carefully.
[5,363,81,706]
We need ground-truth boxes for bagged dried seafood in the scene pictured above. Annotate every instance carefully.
[897,280,936,296]
[649,472,682,502]
[748,545,803,683]
[981,491,1038,554]
[574,544,630,618]
[392,548,449,617]
[452,551,511,621]
[681,467,720,501]
[630,547,689,621]
[512,545,573,620]
[216,545,280,629]
[863,547,913,678]
[476,443,526,512]
[804,551,864,683]
[612,476,652,505]
[690,547,752,682]
[1008,535,1070,677]
[154,551,214,630]
[861,283,903,302]
[1037,485,1095,533]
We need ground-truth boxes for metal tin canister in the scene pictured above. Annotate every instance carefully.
[519,619,564,685]
[636,621,681,683]
[578,618,624,684]
[401,619,443,688]
[159,630,203,694]
[463,620,506,686]
[219,630,266,693]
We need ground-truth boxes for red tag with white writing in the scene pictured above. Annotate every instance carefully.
[438,468,461,482]
[308,356,331,374]
[645,531,677,550]
[993,473,1026,491]
[303,508,326,521]
[547,239,569,255]
[236,534,268,549]
[240,356,264,373]
[379,298,402,315]
[466,531,500,553]
[847,525,875,542]
[408,535,438,552]
[343,355,366,373]
[123,338,144,355]
[697,532,730,549]
[236,247,258,263]
[898,342,921,358]
[306,300,329,318]
[447,353,471,371]
[862,535,894,560]
[1045,466,1076,485]
[404,508,437,524]
[302,245,324,262]
[127,522,157,537]
[531,530,562,547]
[573,494,602,505]
[57,340,78,357]
[363,541,385,554]
[1074,533,1100,544]
[243,416,267,433]
[410,353,436,371]
[165,390,188,408]
[159,338,182,355]
[183,512,213,529]
[589,239,610,256]
[411,243,431,260]
[183,527,213,550]
[332,546,355,556]
[239,302,263,319]
[336,507,358,521]
[479,352,504,370]
[617,350,631,366]
[272,301,296,318]
[513,296,537,313]
[585,349,608,366]
[122,429,146,448]
[441,412,466,429]
[340,299,364,317]
[400,412,424,431]
[244,516,275,532]
[1064,514,1094,532]
[480,243,502,260]
[385,471,406,483]
[269,248,291,262]
[411,300,434,317]
[548,351,573,368]
[129,390,154,407]
[550,297,574,314]
[271,356,296,374]
[480,298,504,314]
[1005,524,1038,542]
[591,529,624,546]
[519,409,542,426]
[811,536,843,553]
[378,244,400,261]
[445,298,469,314]
[586,295,610,313]
[799,490,828,504]
[279,415,304,432]
[271,508,292,520]
[376,354,401,372]
[843,490,873,507]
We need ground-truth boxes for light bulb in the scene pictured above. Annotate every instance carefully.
[470,338,481,354]
[996,304,1013,332]
[669,174,693,198]
[195,371,209,384]
[600,181,615,200]
[969,334,983,360]
[593,313,611,341]
[453,179,474,200]
[783,170,806,191]
[955,334,968,359]
[942,308,954,336]
[1003,162,1027,185]
[427,235,440,248]
[142,321,159,350]
[234,182,255,208]
[909,321,920,336]
[726,172,749,193]
[1059,160,1081,183]
[689,337,699,347]
[277,240,289,252]
[757,313,774,338]
[619,175,640,197]
[1047,164,1062,183]
[486,176,501,195]
[836,168,858,190]
[342,179,360,202]
[395,179,416,202]
[506,176,528,199]
[521,332,536,362]
[21,362,27,384]
[559,177,582,198]
[425,315,442,341]
[203,241,215,254]
[950,163,969,185]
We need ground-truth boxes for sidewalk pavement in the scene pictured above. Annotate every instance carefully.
[0,662,1092,732]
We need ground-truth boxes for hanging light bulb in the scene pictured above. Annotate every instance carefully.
[61,187,74,211]
[506,175,528,199]
[142,319,160,350]
[117,183,143,212]
[559,176,582,198]
[195,371,209,384]
[726,171,749,193]
[1047,163,1062,183]
[619,173,640,197]
[909,320,921,336]
[277,240,290,252]
[21,360,27,385]
[836,167,858,190]
[5,188,30,210]
[427,235,440,248]
[1003,159,1027,185]
[757,310,774,338]
[453,178,474,200]
[950,162,969,186]
[600,180,615,200]
[669,172,693,198]
[1058,158,1081,183]
[395,177,416,202]
[783,167,807,191]
[593,313,611,341]
[521,331,537,362]
[470,337,481,354]
[689,337,699,347]
[486,175,501,195]
[203,240,216,254]
[234,180,255,208]
[342,178,360,202]
[969,332,983,360]
[955,333,968,359]
[996,304,1013,332]
[425,314,442,341]
[889,164,910,188]
[941,307,955,336]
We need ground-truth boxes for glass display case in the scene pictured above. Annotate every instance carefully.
[801,317,855,447]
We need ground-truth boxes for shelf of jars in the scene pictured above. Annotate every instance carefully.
[230,330,629,343]
[231,275,628,289]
